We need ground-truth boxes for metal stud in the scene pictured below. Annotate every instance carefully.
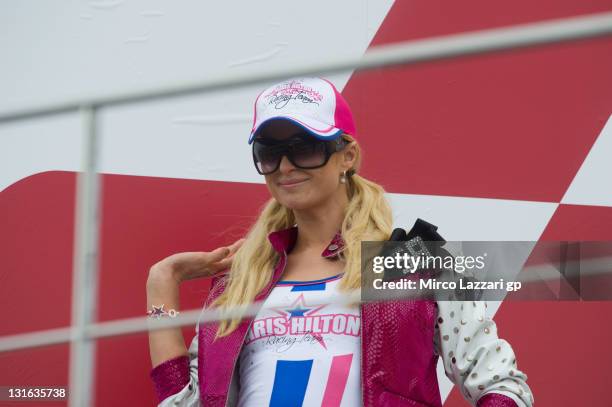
[443,335,449,341]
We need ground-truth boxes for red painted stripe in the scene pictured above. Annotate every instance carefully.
[343,0,612,201]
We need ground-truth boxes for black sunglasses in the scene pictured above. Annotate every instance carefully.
[252,132,349,175]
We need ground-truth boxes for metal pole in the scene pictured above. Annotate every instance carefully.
[68,105,102,407]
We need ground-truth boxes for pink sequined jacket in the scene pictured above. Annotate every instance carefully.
[150,225,534,406]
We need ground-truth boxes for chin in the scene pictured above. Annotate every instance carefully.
[277,196,311,210]
[274,192,317,210]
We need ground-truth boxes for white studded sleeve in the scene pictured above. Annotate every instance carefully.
[433,300,534,407]
[158,326,201,407]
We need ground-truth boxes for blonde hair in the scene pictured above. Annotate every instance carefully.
[209,133,393,339]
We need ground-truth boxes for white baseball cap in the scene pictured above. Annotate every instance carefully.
[248,77,357,144]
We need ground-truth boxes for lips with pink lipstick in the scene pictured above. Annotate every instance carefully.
[278,178,309,187]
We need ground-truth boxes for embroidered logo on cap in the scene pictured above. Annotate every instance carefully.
[264,79,323,109]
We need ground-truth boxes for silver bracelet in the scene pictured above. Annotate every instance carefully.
[147,304,180,319]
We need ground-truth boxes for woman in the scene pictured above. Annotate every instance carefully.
[147,77,534,406]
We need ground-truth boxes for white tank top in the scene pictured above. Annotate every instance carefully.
[237,273,362,407]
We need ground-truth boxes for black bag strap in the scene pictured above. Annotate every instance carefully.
[383,218,447,281]
[386,218,482,300]
[389,218,445,244]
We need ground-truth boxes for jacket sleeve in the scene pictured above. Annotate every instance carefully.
[150,325,201,407]
[433,300,534,407]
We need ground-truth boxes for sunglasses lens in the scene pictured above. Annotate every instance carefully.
[291,140,327,167]
[253,143,283,174]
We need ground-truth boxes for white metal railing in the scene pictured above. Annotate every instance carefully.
[1,11,612,406]
[2,11,612,123]
[1,252,609,354]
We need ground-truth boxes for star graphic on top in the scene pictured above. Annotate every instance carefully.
[265,294,331,350]
[269,293,327,319]
[311,333,328,350]
[286,304,310,317]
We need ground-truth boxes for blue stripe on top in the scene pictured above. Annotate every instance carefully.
[276,272,344,291]
[269,359,313,407]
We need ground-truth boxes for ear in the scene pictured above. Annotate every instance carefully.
[341,141,357,171]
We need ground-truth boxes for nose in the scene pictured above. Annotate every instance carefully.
[278,154,295,173]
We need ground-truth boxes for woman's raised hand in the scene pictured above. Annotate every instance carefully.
[149,238,246,285]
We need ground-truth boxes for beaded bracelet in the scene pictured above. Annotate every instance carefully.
[147,304,180,319]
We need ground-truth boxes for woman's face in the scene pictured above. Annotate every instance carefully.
[256,120,355,211]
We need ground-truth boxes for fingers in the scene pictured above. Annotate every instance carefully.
[206,238,245,263]
[228,238,246,252]
[206,246,231,262]
[215,255,233,269]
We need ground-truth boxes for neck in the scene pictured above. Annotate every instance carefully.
[291,190,348,254]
